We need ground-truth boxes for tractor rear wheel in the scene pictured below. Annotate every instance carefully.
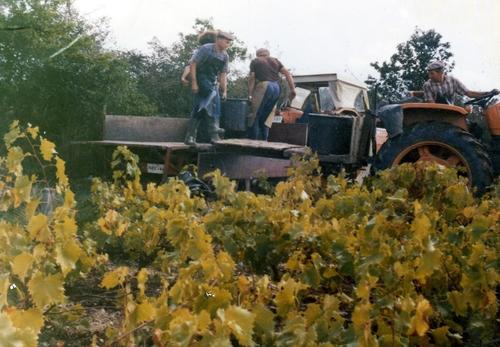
[374,122,493,194]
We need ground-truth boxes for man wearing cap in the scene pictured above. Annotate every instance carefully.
[247,48,296,140]
[184,30,233,145]
[423,61,497,105]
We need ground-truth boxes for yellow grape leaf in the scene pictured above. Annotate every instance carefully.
[40,139,56,161]
[393,261,411,278]
[137,268,148,297]
[0,312,37,347]
[24,199,40,221]
[352,302,372,331]
[193,287,232,316]
[408,299,432,337]
[13,175,32,208]
[131,301,156,325]
[4,121,21,146]
[432,326,450,346]
[462,207,475,219]
[55,217,78,240]
[237,275,251,296]
[6,308,44,335]
[168,308,197,346]
[55,157,68,186]
[197,310,211,333]
[56,240,83,276]
[304,303,321,327]
[6,146,25,173]
[253,303,275,336]
[27,214,49,242]
[28,272,65,308]
[27,126,39,139]
[217,305,255,347]
[11,252,35,281]
[411,214,432,244]
[447,291,467,316]
[64,190,75,208]
[275,278,308,317]
[32,244,47,260]
[0,274,9,308]
[101,267,129,289]
[415,250,442,283]
[216,251,235,281]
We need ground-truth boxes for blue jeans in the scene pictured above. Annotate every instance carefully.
[249,81,280,140]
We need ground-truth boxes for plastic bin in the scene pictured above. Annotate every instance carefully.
[308,113,354,155]
[221,98,249,132]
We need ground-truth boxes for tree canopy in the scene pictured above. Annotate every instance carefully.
[366,28,455,104]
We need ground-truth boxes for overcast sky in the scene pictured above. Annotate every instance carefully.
[74,0,499,90]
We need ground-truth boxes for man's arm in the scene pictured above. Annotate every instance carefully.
[248,72,256,100]
[190,62,198,94]
[219,72,227,100]
[181,66,190,86]
[465,90,492,99]
[280,67,296,100]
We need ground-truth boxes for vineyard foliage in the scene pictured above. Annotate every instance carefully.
[1,123,499,346]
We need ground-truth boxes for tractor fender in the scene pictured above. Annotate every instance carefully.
[400,103,469,131]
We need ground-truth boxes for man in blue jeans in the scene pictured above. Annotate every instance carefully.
[184,31,232,145]
[248,48,296,140]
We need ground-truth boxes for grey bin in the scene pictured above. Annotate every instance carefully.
[308,114,354,155]
[221,98,249,132]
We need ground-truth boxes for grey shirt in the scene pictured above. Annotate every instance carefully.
[423,74,469,104]
[191,43,229,74]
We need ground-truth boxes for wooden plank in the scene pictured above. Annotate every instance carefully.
[268,123,308,146]
[73,140,213,151]
[198,153,291,179]
[214,139,306,153]
[103,115,189,142]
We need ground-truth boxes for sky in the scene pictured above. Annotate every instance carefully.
[74,0,500,90]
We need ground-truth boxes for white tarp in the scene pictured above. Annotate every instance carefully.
[329,80,370,111]
[290,87,311,109]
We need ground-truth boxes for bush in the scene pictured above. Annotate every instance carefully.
[87,147,499,346]
[1,126,498,346]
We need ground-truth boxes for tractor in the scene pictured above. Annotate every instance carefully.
[283,74,499,193]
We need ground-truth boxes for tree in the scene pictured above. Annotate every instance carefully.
[0,0,155,175]
[366,28,455,104]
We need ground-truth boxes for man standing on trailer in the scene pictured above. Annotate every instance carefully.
[248,48,296,140]
[184,30,233,145]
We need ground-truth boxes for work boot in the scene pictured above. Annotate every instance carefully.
[207,117,221,143]
[214,119,225,137]
[184,117,201,145]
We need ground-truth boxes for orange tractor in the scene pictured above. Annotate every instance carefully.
[278,75,499,194]
[373,92,500,193]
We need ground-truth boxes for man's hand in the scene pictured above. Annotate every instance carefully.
[191,83,199,94]
[289,89,297,101]
[181,78,189,87]
[221,91,227,100]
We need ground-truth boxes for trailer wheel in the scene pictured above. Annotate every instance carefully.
[374,122,493,194]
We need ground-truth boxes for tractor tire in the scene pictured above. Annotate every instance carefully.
[374,122,493,194]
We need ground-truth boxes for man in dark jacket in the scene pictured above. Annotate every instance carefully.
[248,48,296,140]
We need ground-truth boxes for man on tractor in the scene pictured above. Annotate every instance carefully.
[423,61,498,105]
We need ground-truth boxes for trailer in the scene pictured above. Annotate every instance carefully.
[77,74,381,185]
